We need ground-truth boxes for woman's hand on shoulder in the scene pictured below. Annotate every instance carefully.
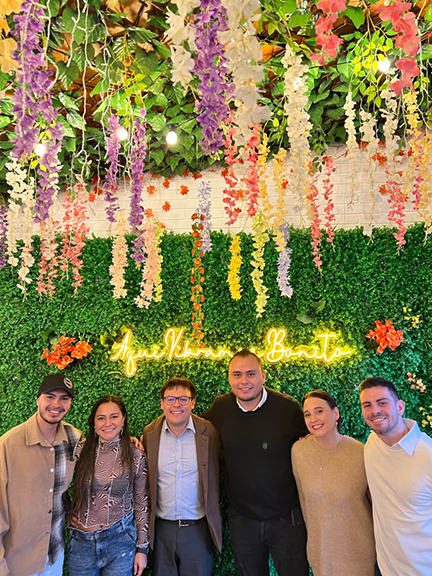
[134,552,147,576]
[130,437,144,451]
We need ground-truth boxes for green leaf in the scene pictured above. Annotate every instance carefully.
[63,138,77,152]
[151,76,168,95]
[90,78,110,96]
[146,113,166,132]
[151,148,165,165]
[72,43,95,71]
[57,92,80,111]
[130,28,159,44]
[146,94,168,108]
[337,62,354,80]
[152,40,171,60]
[57,116,76,137]
[67,110,86,131]
[134,50,160,74]
[88,24,106,44]
[310,299,326,312]
[182,134,195,150]
[287,13,309,28]
[0,116,10,129]
[309,104,325,125]
[421,44,432,60]
[425,5,432,21]
[343,6,365,29]
[146,16,170,31]
[46,0,60,17]
[280,0,297,14]
[166,154,180,171]
[62,7,77,33]
[326,109,344,120]
[56,61,80,90]
[296,311,313,324]
[178,118,195,134]
[310,90,330,103]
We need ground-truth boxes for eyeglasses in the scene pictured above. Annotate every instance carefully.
[163,396,193,406]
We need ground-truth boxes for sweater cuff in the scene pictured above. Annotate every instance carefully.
[136,544,148,555]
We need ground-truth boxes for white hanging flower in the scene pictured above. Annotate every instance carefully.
[360,110,379,237]
[343,91,359,206]
[282,44,312,218]
[171,45,195,87]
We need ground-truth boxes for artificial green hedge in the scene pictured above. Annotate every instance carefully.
[1,225,432,575]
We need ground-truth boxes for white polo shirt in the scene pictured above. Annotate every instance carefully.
[364,418,432,576]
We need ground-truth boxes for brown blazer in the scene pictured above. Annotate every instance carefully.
[142,413,222,552]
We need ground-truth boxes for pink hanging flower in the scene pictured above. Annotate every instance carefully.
[322,156,336,246]
[306,164,323,270]
[311,0,346,63]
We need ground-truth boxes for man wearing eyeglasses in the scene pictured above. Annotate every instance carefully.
[142,377,222,576]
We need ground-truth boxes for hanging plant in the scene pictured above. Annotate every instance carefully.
[227,233,242,300]
[190,212,205,344]
[251,211,269,317]
[135,219,164,309]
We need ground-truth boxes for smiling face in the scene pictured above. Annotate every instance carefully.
[161,385,195,436]
[228,354,265,411]
[94,401,126,442]
[37,388,72,426]
[303,396,339,439]
[360,385,405,441]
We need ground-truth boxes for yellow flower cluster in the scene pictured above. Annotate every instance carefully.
[227,233,242,300]
[419,406,432,430]
[257,134,272,227]
[419,130,432,235]
[153,222,164,303]
[251,211,269,317]
[272,148,288,252]
[0,0,22,15]
[403,306,421,329]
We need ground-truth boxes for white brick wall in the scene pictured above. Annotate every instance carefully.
[18,144,429,238]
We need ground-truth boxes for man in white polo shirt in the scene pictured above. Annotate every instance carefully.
[360,376,432,576]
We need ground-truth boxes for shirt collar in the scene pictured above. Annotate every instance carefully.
[25,413,69,447]
[162,415,196,436]
[393,418,422,455]
[236,387,268,412]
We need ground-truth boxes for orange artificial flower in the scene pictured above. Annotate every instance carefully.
[163,178,171,188]
[192,172,202,180]
[162,201,171,212]
[180,185,189,195]
[145,208,154,218]
[147,185,156,195]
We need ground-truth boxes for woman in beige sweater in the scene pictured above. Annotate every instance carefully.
[291,390,376,576]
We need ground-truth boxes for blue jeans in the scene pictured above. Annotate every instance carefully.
[68,511,137,576]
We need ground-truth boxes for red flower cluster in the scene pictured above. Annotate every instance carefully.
[190,213,206,347]
[366,320,403,354]
[310,0,346,64]
[41,336,92,370]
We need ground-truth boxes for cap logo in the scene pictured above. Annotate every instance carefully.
[63,377,73,389]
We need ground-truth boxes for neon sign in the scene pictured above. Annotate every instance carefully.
[111,328,353,377]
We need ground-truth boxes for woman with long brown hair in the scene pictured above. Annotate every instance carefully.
[291,389,376,576]
[68,395,149,576]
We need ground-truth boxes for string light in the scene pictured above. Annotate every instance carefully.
[166,130,178,145]
[116,127,128,141]
[377,57,391,73]
[34,143,47,156]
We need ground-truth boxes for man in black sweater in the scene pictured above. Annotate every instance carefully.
[203,349,309,576]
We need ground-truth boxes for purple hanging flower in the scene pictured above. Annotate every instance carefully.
[196,180,213,253]
[277,222,293,298]
[11,0,64,222]
[0,202,8,270]
[193,0,232,155]
[129,109,147,265]
[104,113,122,223]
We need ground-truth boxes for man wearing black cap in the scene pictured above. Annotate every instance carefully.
[0,374,81,576]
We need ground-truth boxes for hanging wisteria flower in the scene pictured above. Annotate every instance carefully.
[343,91,359,206]
[227,233,242,300]
[109,210,128,299]
[222,125,242,225]
[35,123,64,222]
[403,92,423,218]
[272,148,288,251]
[129,109,147,266]
[0,202,7,270]
[196,180,213,253]
[135,219,164,308]
[310,0,346,65]
[241,125,261,218]
[5,158,36,292]
[282,45,312,219]
[276,221,293,298]
[190,213,205,343]
[166,0,199,88]
[60,179,90,292]
[37,209,60,297]
[360,110,379,237]
[419,130,432,236]
[257,134,273,227]
[170,45,195,87]
[193,0,231,155]
[305,164,323,271]
[322,156,336,246]
[251,211,269,317]
[104,113,122,224]
[219,0,270,149]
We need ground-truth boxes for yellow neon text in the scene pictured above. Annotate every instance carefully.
[111,328,353,377]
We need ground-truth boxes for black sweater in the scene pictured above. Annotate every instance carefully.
[203,388,308,521]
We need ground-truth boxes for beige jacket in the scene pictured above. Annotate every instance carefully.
[142,414,223,552]
[0,414,80,576]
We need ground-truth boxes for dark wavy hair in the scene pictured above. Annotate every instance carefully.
[70,395,133,521]
[302,389,343,431]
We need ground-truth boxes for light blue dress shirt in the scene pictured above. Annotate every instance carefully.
[156,416,205,520]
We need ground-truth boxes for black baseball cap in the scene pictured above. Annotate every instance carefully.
[38,374,75,398]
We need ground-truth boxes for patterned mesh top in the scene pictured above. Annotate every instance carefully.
[74,440,149,551]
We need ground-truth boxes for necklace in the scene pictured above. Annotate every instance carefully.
[315,437,343,471]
